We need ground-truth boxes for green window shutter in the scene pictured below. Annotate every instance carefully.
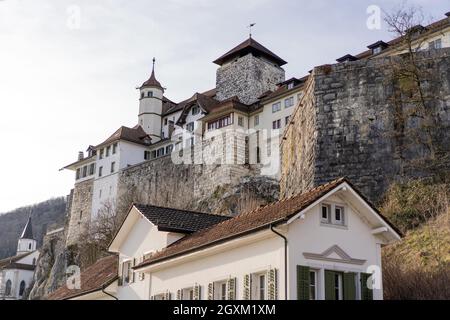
[193,284,201,300]
[208,283,214,300]
[227,277,236,300]
[267,269,278,300]
[343,273,356,300]
[243,274,251,300]
[296,265,310,300]
[360,273,373,300]
[324,271,336,300]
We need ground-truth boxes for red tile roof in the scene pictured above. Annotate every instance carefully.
[136,178,349,268]
[47,255,118,300]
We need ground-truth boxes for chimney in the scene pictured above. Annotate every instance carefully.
[78,151,84,160]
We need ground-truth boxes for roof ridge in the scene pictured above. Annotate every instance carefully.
[134,203,229,218]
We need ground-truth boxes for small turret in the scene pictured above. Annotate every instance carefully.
[17,212,37,254]
[138,58,164,141]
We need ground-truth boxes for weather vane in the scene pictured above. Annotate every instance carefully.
[247,23,256,38]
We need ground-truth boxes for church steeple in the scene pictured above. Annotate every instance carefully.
[17,212,37,255]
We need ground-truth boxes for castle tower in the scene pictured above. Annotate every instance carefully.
[17,214,37,254]
[138,58,164,141]
[214,37,287,105]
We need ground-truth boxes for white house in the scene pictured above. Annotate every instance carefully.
[49,178,402,300]
[0,216,39,300]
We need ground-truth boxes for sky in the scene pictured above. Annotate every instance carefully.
[0,0,448,213]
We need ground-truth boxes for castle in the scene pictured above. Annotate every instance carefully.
[62,12,450,248]
[62,36,305,245]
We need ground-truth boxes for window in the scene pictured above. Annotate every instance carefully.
[82,166,87,178]
[165,144,173,154]
[214,281,227,300]
[144,151,151,160]
[238,116,244,127]
[254,115,260,126]
[141,92,145,99]
[76,168,80,180]
[99,149,104,159]
[297,92,303,101]
[429,38,442,50]
[272,119,281,129]
[321,204,330,223]
[147,91,153,98]
[372,46,382,55]
[285,116,290,126]
[106,146,111,157]
[5,280,12,296]
[111,162,116,173]
[89,163,95,175]
[208,114,233,131]
[19,281,26,296]
[164,118,168,126]
[287,82,294,90]
[122,260,132,285]
[309,271,317,300]
[272,102,281,113]
[112,143,118,154]
[334,206,344,225]
[285,97,294,108]
[258,274,266,300]
[156,148,165,157]
[192,106,200,115]
[98,166,103,177]
[153,293,166,300]
[29,243,32,249]
[32,258,36,265]
[186,122,194,132]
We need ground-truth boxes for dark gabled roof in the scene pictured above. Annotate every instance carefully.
[47,255,118,300]
[367,40,389,50]
[176,93,219,125]
[162,88,217,117]
[0,252,35,269]
[213,37,287,66]
[134,204,230,234]
[20,216,34,240]
[260,77,306,104]
[336,54,358,63]
[135,178,403,269]
[95,125,151,149]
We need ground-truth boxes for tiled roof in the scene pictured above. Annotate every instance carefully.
[0,251,35,269]
[95,125,151,149]
[140,68,163,90]
[47,255,118,300]
[349,14,450,61]
[136,178,352,268]
[134,204,231,234]
[162,88,217,116]
[213,37,287,66]
[176,93,219,125]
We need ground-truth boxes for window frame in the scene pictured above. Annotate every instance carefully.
[309,270,318,300]
[272,119,281,130]
[272,102,281,113]
[111,162,116,173]
[254,114,260,126]
[284,96,294,108]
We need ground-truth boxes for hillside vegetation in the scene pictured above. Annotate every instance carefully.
[381,180,450,299]
[0,198,67,259]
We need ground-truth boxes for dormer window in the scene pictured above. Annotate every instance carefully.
[373,46,382,55]
[192,106,200,115]
[287,82,294,90]
[367,41,389,56]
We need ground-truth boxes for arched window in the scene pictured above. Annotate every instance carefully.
[5,280,12,296]
[19,281,26,296]
[29,243,32,250]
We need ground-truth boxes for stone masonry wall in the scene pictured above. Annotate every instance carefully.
[281,49,450,204]
[216,53,285,105]
[65,179,93,246]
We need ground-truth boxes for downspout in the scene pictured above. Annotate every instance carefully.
[270,224,288,300]
[102,283,118,300]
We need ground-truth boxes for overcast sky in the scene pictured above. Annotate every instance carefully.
[0,0,448,213]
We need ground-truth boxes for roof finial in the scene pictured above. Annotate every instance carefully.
[247,23,256,38]
[152,57,156,74]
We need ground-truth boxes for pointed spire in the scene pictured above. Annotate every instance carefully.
[20,210,34,240]
[140,57,163,90]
